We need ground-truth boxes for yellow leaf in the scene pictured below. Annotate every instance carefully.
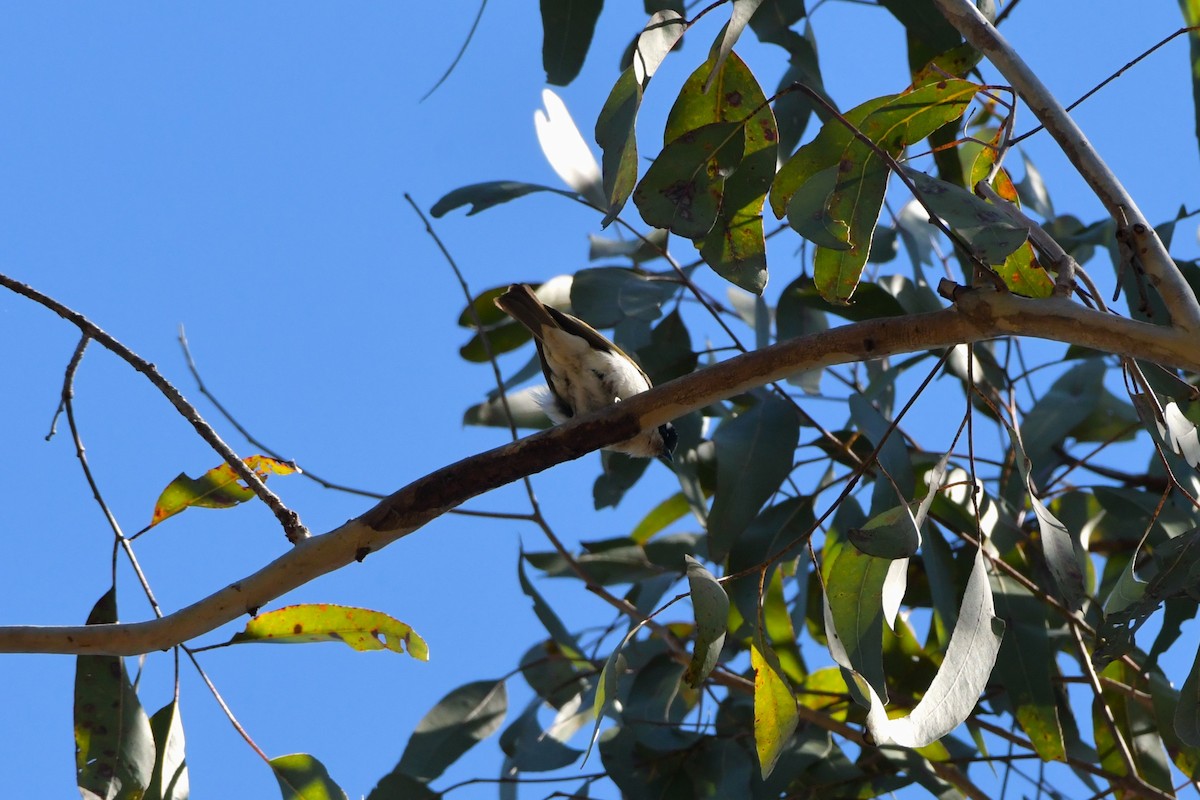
[230,604,429,661]
[149,455,299,527]
[752,640,798,779]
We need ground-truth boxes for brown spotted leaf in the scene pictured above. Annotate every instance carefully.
[149,455,299,527]
[230,604,430,660]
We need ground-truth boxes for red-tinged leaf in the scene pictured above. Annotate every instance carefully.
[997,241,1054,298]
[149,455,299,527]
[230,604,429,661]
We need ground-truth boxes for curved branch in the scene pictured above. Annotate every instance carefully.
[1,289,1197,655]
[933,0,1200,333]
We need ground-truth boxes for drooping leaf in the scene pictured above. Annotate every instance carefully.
[463,385,554,430]
[595,10,687,224]
[149,455,299,527]
[500,700,584,773]
[1020,358,1107,480]
[569,266,675,327]
[517,552,587,664]
[752,639,799,779]
[822,504,891,704]
[1095,662,1173,795]
[684,555,730,687]
[146,700,189,800]
[431,181,576,217]
[809,80,978,302]
[535,89,605,206]
[75,589,156,800]
[229,604,429,660]
[865,547,1004,748]
[390,680,508,783]
[594,450,651,509]
[652,46,778,292]
[1179,0,1200,162]
[365,771,438,800]
[271,754,348,800]
[707,393,800,562]
[1176,645,1200,746]
[586,619,649,761]
[990,574,1066,762]
[539,0,603,86]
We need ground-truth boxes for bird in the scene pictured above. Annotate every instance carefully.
[493,283,677,460]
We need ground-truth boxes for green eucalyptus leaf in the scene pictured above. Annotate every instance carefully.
[684,556,730,687]
[540,0,603,86]
[271,754,348,800]
[431,181,575,217]
[707,393,800,562]
[394,680,508,783]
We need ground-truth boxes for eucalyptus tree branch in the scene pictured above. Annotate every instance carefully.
[0,272,310,543]
[934,0,1200,333]
[2,287,1200,655]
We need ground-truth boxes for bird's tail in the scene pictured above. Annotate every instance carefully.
[494,284,558,341]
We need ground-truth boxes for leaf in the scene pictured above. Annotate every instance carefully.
[707,393,800,562]
[535,89,605,206]
[865,547,1005,748]
[989,574,1066,762]
[704,0,765,92]
[1096,527,1200,667]
[594,450,651,509]
[684,556,730,687]
[997,240,1054,298]
[146,700,189,800]
[229,604,429,660]
[499,700,583,772]
[539,0,603,86]
[365,771,438,800]
[75,589,155,800]
[1095,662,1173,795]
[463,386,553,430]
[569,266,675,326]
[1176,645,1200,746]
[149,455,299,527]
[1164,401,1200,467]
[752,639,799,779]
[822,505,891,704]
[270,754,348,800]
[595,10,686,224]
[812,80,979,302]
[629,492,689,543]
[848,504,920,559]
[771,94,894,219]
[430,181,575,217]
[633,121,746,238]
[903,168,1031,264]
[1179,0,1200,164]
[696,51,778,293]
[392,680,508,783]
[517,552,586,664]
[585,619,650,761]
[1020,358,1107,479]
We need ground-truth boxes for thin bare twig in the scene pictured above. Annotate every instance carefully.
[1,271,309,543]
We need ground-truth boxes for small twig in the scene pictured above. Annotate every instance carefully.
[1011,27,1200,145]
[177,327,386,502]
[57,335,165,617]
[182,646,271,763]
[0,272,309,543]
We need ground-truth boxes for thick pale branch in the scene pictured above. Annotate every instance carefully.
[934,0,1200,333]
[1,291,1198,655]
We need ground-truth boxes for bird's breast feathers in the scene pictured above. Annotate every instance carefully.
[541,328,651,417]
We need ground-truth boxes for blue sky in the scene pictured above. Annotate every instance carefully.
[1,3,1198,798]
